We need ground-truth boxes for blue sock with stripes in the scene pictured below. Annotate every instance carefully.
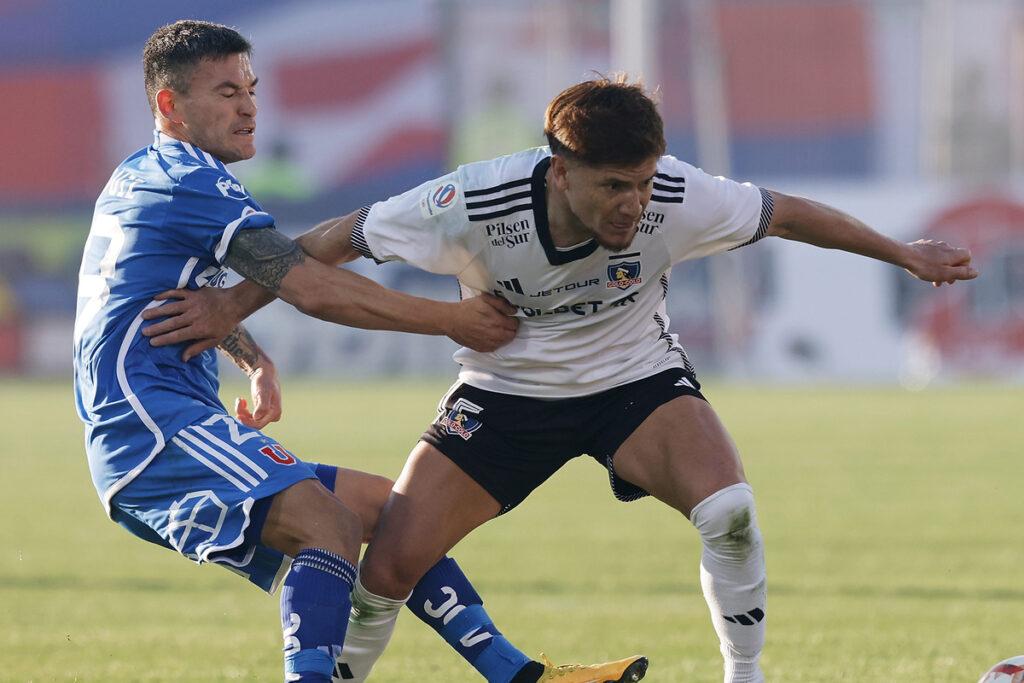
[280,548,357,682]
[406,556,532,683]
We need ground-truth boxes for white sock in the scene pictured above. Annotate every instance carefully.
[690,483,767,683]
[332,574,409,683]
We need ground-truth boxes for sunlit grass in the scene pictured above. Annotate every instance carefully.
[2,378,1020,681]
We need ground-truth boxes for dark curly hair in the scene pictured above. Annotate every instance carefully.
[143,20,252,115]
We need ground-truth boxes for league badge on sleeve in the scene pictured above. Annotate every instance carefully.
[420,180,461,219]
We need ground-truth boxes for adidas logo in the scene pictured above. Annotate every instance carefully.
[723,607,765,625]
[674,376,695,389]
[497,278,524,294]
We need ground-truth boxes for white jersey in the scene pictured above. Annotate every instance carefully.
[352,147,771,398]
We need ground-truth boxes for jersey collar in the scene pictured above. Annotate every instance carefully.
[152,130,230,173]
[531,156,599,265]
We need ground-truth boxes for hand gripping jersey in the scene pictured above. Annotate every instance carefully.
[352,147,773,398]
[74,131,274,514]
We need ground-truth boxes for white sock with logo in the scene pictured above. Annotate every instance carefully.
[690,483,767,683]
[331,574,407,683]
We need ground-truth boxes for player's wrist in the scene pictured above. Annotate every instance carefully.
[247,354,277,380]
[229,279,276,320]
[435,300,463,340]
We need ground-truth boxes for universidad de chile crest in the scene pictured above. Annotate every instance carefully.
[606,261,643,289]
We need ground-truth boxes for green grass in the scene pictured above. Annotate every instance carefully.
[2,377,1021,681]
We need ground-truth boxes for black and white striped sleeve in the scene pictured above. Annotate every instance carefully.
[731,187,774,250]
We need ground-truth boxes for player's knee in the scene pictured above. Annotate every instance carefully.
[317,465,395,543]
[354,472,396,543]
[690,483,763,564]
[263,480,363,559]
[360,544,432,599]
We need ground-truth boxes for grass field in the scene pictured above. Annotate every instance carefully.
[3,376,1022,682]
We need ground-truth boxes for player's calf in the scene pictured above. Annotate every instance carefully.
[281,548,357,682]
[691,482,766,683]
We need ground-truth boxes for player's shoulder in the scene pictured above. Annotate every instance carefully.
[652,154,760,207]
[166,159,251,204]
[655,154,702,180]
[147,133,253,202]
[649,154,700,207]
[458,146,550,193]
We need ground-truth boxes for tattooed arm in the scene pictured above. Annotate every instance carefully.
[217,323,282,429]
[228,228,518,339]
[218,323,264,376]
[142,226,518,360]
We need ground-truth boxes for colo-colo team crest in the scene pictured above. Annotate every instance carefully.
[606,261,643,289]
[439,398,483,441]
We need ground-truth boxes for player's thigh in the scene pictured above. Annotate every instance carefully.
[261,477,363,559]
[612,394,747,518]
[329,467,394,542]
[360,441,501,597]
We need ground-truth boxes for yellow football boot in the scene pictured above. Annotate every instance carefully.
[535,653,648,683]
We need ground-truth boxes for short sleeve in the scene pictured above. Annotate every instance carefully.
[352,170,480,276]
[170,165,276,264]
[656,156,770,263]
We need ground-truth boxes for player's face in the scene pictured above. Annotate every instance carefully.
[552,155,658,252]
[170,53,258,163]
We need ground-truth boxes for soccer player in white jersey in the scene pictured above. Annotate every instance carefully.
[74,20,646,683]
[146,75,977,682]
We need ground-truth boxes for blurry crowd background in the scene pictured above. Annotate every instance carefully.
[1,0,1022,385]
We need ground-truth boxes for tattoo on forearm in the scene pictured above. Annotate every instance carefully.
[225,228,308,292]
[218,324,261,376]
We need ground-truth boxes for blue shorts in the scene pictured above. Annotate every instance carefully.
[109,412,331,593]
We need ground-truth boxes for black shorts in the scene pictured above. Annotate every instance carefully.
[421,368,706,515]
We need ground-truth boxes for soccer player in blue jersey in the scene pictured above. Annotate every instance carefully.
[75,20,645,683]
[143,75,977,682]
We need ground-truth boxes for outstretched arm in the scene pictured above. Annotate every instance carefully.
[143,219,518,360]
[143,210,371,355]
[765,190,978,286]
[226,226,515,337]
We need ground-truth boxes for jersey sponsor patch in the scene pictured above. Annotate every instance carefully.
[216,176,249,200]
[192,263,229,288]
[420,180,461,219]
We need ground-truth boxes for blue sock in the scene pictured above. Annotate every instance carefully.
[407,556,532,683]
[280,548,357,683]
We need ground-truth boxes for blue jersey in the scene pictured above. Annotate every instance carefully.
[74,131,275,514]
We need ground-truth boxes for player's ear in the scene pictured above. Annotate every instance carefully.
[155,89,181,123]
[550,154,571,190]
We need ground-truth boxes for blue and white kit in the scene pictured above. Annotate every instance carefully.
[73,131,316,591]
